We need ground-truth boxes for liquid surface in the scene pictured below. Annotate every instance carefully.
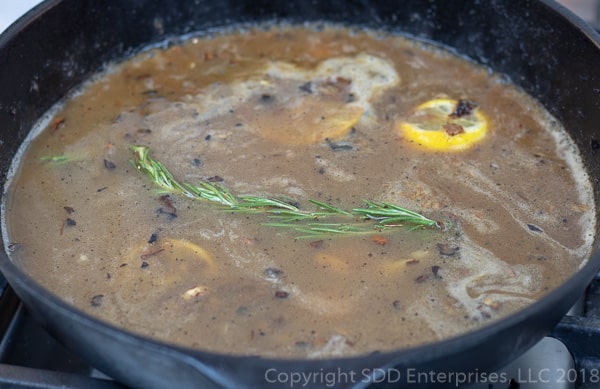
[2,25,595,358]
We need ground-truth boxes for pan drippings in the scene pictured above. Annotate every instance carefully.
[2,25,595,358]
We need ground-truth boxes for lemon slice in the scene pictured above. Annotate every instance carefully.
[398,98,488,151]
[252,99,363,145]
[157,238,217,273]
[122,237,217,286]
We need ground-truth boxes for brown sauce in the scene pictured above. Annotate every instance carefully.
[1,25,595,358]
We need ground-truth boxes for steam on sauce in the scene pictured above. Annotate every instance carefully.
[1,25,595,358]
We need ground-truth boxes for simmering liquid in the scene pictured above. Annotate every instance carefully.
[2,25,595,358]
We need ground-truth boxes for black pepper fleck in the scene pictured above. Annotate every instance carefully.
[436,243,459,256]
[299,82,313,93]
[260,94,274,104]
[103,159,116,170]
[264,267,284,279]
[90,294,104,307]
[527,224,543,233]
[206,175,224,183]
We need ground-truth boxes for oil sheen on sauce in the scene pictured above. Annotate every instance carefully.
[1,25,596,358]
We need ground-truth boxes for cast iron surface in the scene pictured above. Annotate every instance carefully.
[551,274,600,388]
[1,0,600,388]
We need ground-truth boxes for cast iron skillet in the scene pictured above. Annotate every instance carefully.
[1,0,600,388]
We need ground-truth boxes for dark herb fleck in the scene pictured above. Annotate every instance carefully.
[260,94,274,104]
[449,99,477,118]
[158,195,177,214]
[326,138,354,151]
[7,242,23,252]
[90,294,104,307]
[157,209,177,220]
[264,267,284,279]
[431,265,441,278]
[148,233,158,244]
[299,82,313,93]
[275,290,289,299]
[437,243,459,256]
[192,158,203,168]
[527,224,543,233]
[206,175,224,183]
[140,247,164,261]
[415,274,428,283]
[205,134,212,141]
[104,159,116,170]
[64,206,75,214]
[392,300,402,310]
[309,240,325,249]
[141,261,149,269]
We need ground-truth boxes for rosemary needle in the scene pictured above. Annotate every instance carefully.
[40,155,76,164]
[129,145,442,237]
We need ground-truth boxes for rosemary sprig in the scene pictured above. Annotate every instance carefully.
[129,145,442,237]
[129,146,187,194]
[183,181,238,207]
[353,200,440,231]
[40,155,77,164]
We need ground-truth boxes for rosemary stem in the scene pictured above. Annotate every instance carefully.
[129,145,442,237]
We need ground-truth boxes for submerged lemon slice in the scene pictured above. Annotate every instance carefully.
[398,98,488,151]
[253,100,363,145]
[158,238,217,272]
[242,54,399,145]
[130,237,217,276]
